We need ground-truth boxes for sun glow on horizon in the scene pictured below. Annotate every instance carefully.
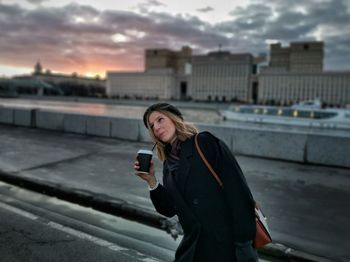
[0,65,33,77]
[0,61,145,78]
[85,71,105,78]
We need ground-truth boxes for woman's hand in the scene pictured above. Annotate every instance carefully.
[134,160,157,188]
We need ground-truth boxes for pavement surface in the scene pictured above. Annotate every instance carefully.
[0,180,179,262]
[0,124,349,261]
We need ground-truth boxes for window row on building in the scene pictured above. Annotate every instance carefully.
[259,73,350,105]
[106,70,174,99]
[106,70,350,105]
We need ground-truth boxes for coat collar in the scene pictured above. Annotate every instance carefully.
[163,135,195,195]
[179,135,194,159]
[175,135,194,194]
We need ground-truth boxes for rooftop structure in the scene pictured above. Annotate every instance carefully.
[269,41,324,73]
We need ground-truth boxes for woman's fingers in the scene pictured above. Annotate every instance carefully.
[135,172,151,182]
[147,160,155,176]
[133,159,155,181]
[134,161,140,170]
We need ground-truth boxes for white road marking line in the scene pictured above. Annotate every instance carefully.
[48,221,126,250]
[48,221,161,261]
[0,201,161,261]
[140,258,160,262]
[0,202,38,220]
[136,251,161,262]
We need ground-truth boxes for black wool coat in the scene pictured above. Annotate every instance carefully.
[150,132,256,262]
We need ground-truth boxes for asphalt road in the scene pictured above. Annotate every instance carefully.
[0,181,277,262]
[0,181,176,262]
[0,124,349,261]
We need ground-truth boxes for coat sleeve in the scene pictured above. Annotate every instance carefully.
[150,183,177,218]
[197,132,256,243]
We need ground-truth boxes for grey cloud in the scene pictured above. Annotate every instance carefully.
[224,4,272,32]
[228,4,271,18]
[136,10,229,49]
[0,0,349,75]
[134,0,166,12]
[218,0,350,68]
[196,6,214,13]
[0,2,229,74]
[101,10,154,31]
[146,0,166,7]
[321,31,350,70]
[26,0,49,5]
[0,2,22,16]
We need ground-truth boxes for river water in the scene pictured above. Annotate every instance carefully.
[0,98,222,123]
[1,98,349,137]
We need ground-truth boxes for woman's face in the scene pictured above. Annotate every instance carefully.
[148,111,177,143]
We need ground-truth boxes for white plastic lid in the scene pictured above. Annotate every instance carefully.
[137,149,153,155]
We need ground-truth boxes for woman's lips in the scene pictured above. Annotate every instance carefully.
[158,132,165,139]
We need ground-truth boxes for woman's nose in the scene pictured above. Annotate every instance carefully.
[153,123,160,132]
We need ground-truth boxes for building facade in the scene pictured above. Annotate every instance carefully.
[270,42,324,73]
[106,41,349,106]
[145,46,192,75]
[258,41,350,106]
[191,52,253,102]
[106,69,175,100]
[258,71,350,106]
[25,62,106,96]
[106,46,192,100]
[34,73,104,88]
[145,46,192,100]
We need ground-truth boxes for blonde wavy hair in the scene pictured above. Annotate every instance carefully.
[146,110,198,161]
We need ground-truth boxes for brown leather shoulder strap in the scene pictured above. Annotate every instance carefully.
[195,134,224,188]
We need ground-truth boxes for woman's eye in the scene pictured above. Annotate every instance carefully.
[158,118,164,122]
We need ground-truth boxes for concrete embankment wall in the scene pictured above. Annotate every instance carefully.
[1,106,349,168]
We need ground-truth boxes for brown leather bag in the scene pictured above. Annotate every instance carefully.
[194,134,272,248]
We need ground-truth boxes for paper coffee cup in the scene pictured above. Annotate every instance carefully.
[137,149,153,174]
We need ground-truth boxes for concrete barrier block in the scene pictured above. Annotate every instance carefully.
[14,108,32,127]
[36,110,64,131]
[86,116,111,137]
[232,128,307,162]
[138,120,152,142]
[63,114,87,134]
[307,134,350,168]
[196,123,233,149]
[0,107,13,124]
[111,118,140,141]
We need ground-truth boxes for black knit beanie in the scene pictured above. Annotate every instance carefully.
[143,103,183,129]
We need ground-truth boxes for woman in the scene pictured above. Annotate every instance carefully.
[134,103,258,262]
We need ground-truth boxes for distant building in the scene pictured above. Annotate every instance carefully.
[269,41,324,73]
[259,41,350,106]
[106,69,175,100]
[27,61,106,97]
[145,46,192,75]
[107,46,192,100]
[191,51,254,102]
[0,77,61,97]
[258,71,350,106]
[34,60,43,74]
[145,46,192,100]
[106,41,349,106]
[107,48,255,102]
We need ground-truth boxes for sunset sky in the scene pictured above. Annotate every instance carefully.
[0,0,349,78]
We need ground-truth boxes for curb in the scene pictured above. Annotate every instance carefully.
[259,243,331,262]
[0,171,165,229]
[0,171,330,262]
